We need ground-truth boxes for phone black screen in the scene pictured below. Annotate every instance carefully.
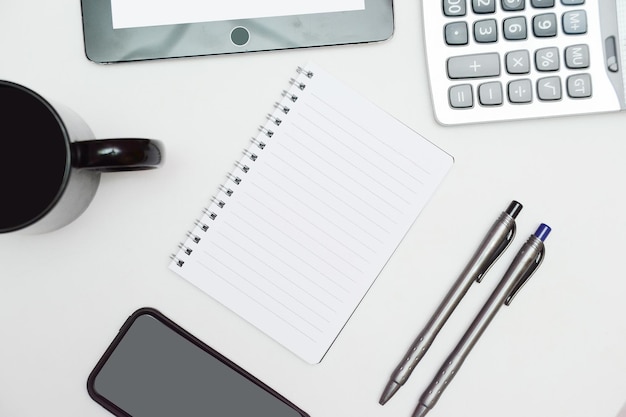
[87,308,308,417]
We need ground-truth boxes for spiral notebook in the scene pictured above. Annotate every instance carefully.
[169,63,454,364]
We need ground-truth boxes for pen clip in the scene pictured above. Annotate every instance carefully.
[476,225,516,283]
[504,246,545,306]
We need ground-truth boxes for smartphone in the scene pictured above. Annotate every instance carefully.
[87,307,310,417]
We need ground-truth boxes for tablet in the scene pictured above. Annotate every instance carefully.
[80,0,394,64]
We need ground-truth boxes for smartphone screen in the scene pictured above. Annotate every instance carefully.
[87,308,309,417]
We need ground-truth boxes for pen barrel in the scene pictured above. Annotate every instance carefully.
[419,235,545,410]
[460,211,517,284]
[390,211,517,385]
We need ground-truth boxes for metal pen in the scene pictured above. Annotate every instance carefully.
[413,223,551,417]
[380,200,523,405]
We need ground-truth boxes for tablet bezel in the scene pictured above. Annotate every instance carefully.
[80,0,394,64]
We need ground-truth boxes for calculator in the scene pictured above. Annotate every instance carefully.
[422,0,626,125]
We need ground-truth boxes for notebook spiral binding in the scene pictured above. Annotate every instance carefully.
[170,66,315,268]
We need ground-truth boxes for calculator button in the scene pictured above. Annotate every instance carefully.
[447,53,501,78]
[567,74,592,98]
[535,47,560,71]
[502,0,525,11]
[561,0,584,5]
[508,79,533,103]
[444,0,467,16]
[446,22,469,45]
[474,19,498,43]
[537,76,562,100]
[531,0,554,7]
[533,13,557,37]
[504,17,527,40]
[449,84,474,108]
[479,82,503,105]
[563,10,587,34]
[565,44,589,68]
[506,50,531,74]
[473,0,496,13]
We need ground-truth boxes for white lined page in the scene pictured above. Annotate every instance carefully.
[169,64,453,363]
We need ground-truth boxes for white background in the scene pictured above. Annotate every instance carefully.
[111,0,365,29]
[1,1,626,417]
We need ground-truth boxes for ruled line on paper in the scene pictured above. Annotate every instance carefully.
[269,152,391,236]
[297,109,425,191]
[211,227,341,318]
[236,200,365,275]
[248,191,368,264]
[203,251,326,334]
[254,169,382,250]
[276,136,402,219]
[309,91,432,177]
[229,209,357,289]
[290,122,413,206]
[197,251,323,342]
[244,192,371,263]
[260,163,386,245]
[217,220,350,299]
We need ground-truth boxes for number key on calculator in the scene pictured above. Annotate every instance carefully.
[421,0,626,125]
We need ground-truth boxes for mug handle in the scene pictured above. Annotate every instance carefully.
[71,139,164,172]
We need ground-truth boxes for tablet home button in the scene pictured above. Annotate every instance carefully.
[230,27,250,46]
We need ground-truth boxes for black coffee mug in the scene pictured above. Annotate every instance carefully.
[0,80,164,234]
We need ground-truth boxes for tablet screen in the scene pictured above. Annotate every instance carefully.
[112,0,365,29]
[81,0,393,63]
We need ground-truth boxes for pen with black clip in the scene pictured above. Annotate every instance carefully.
[380,200,523,405]
[412,223,551,417]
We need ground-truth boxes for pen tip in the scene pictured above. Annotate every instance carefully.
[534,223,551,241]
[506,200,523,218]
[412,403,430,417]
[379,381,401,405]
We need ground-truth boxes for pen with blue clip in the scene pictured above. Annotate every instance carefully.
[412,223,552,417]
[380,200,523,404]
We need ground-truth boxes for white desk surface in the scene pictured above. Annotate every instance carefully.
[2,1,626,417]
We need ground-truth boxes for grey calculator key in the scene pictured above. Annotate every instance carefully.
[446,22,469,45]
[506,50,530,74]
[531,0,555,7]
[565,44,589,68]
[444,0,467,16]
[504,17,527,40]
[537,76,562,100]
[508,79,533,103]
[533,13,557,37]
[567,74,592,98]
[502,0,525,11]
[473,0,496,13]
[449,84,474,108]
[561,0,584,4]
[447,53,501,78]
[474,19,497,43]
[536,47,560,71]
[563,10,587,34]
[479,82,503,105]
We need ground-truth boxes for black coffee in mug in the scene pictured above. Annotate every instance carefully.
[0,80,164,234]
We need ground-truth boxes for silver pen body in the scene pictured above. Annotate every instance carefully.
[380,203,521,404]
[415,230,547,417]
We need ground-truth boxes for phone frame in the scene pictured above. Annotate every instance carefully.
[87,307,310,417]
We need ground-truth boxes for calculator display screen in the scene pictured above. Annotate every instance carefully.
[111,0,366,29]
